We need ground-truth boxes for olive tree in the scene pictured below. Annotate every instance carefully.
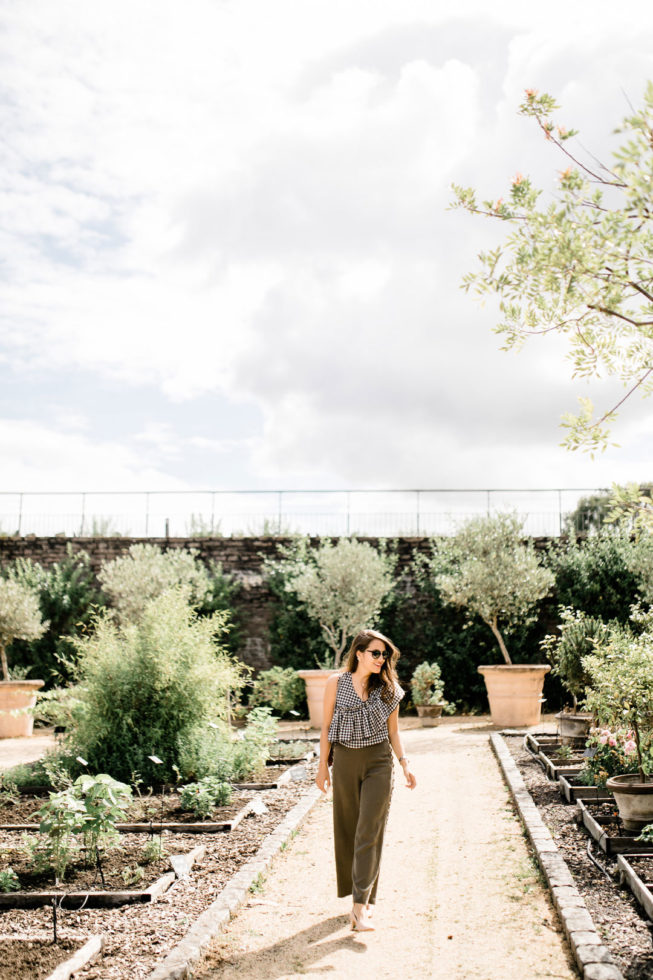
[99,543,211,624]
[424,513,554,665]
[274,538,396,668]
[0,579,47,681]
[452,83,653,453]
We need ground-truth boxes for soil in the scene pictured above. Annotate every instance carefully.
[505,734,653,979]
[0,789,253,827]
[0,936,83,980]
[0,769,318,979]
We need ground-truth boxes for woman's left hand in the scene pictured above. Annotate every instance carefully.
[402,763,416,789]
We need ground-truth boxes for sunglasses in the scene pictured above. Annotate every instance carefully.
[368,649,391,661]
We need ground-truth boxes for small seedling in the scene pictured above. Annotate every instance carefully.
[0,867,20,892]
[122,864,145,886]
[142,836,166,863]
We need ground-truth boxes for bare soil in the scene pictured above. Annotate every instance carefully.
[505,734,653,979]
[0,936,83,980]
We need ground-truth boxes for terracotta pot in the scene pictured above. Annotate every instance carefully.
[555,710,593,745]
[606,773,653,831]
[477,664,551,728]
[0,680,45,738]
[415,704,444,727]
[297,669,340,729]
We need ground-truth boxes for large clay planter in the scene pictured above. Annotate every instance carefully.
[0,680,44,738]
[298,669,340,729]
[555,710,593,745]
[477,664,551,728]
[415,704,444,727]
[606,773,653,831]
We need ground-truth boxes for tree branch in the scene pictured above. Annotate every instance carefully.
[587,304,653,327]
[593,367,653,428]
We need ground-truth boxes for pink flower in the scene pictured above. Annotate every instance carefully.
[624,740,637,755]
[599,734,609,745]
[608,737,617,747]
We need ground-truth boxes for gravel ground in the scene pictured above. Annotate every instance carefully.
[505,734,653,980]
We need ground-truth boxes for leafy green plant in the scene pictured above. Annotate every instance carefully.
[74,773,132,863]
[540,608,611,710]
[0,577,47,681]
[452,83,653,451]
[0,867,20,892]
[5,548,105,687]
[232,707,278,780]
[179,776,232,819]
[66,590,244,784]
[410,662,450,708]
[269,538,396,668]
[37,787,85,881]
[583,617,653,781]
[248,666,305,717]
[577,728,646,788]
[142,836,166,863]
[122,864,145,886]
[423,513,554,665]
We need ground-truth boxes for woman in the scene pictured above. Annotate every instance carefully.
[315,629,417,932]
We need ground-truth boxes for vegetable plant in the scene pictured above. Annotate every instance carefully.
[179,776,232,819]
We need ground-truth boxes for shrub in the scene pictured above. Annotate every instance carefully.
[540,607,612,710]
[232,707,278,780]
[98,544,212,624]
[249,666,305,717]
[0,578,47,681]
[67,590,244,784]
[179,776,232,818]
[577,728,647,788]
[5,548,105,687]
[546,529,640,623]
[410,662,447,707]
[269,538,396,668]
[423,513,554,665]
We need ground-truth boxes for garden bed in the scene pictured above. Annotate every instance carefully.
[0,935,87,980]
[558,772,613,804]
[577,799,653,857]
[0,763,318,979]
[504,734,653,979]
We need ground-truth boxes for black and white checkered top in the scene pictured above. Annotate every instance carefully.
[328,671,404,749]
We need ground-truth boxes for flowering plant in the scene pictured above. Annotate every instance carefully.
[577,727,651,788]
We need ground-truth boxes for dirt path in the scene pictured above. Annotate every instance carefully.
[0,730,54,772]
[197,719,578,980]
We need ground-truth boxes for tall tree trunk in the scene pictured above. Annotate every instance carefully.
[488,619,512,665]
[0,643,9,682]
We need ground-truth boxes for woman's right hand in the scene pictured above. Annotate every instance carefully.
[315,763,331,794]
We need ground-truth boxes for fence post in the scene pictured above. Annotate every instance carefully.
[145,493,149,537]
[416,490,420,535]
[18,493,23,536]
[79,493,86,537]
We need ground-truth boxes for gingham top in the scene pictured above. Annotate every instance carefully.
[328,671,404,749]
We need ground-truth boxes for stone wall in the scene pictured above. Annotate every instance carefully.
[0,534,552,672]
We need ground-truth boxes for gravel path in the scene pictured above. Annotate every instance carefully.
[195,718,579,980]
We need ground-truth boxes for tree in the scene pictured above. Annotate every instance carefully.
[0,579,47,681]
[452,83,653,452]
[425,513,554,665]
[273,538,396,668]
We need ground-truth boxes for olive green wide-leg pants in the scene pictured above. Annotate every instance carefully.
[331,741,394,905]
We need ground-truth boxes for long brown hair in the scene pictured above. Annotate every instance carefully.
[344,629,400,704]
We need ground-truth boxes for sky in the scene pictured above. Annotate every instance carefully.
[2,0,653,528]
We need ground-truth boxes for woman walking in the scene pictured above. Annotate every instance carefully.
[315,629,417,932]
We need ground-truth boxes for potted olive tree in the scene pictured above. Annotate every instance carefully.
[583,616,653,830]
[540,607,605,742]
[422,513,554,727]
[0,578,47,737]
[272,538,396,727]
[410,662,450,726]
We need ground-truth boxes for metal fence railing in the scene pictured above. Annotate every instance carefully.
[0,488,607,539]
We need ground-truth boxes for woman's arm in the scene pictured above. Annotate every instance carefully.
[387,707,417,789]
[315,673,339,793]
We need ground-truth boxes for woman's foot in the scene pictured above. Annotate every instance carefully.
[366,903,374,918]
[350,902,375,932]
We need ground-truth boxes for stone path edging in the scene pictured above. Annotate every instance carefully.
[147,785,322,980]
[491,732,624,980]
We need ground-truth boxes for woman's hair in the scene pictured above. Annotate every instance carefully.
[344,629,400,704]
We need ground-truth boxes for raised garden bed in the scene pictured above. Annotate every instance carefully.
[524,732,561,755]
[0,760,318,979]
[617,853,653,922]
[537,748,585,781]
[576,799,653,857]
[234,763,297,790]
[502,734,653,978]
[558,771,613,804]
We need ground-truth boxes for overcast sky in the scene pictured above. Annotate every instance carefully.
[2,0,653,508]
